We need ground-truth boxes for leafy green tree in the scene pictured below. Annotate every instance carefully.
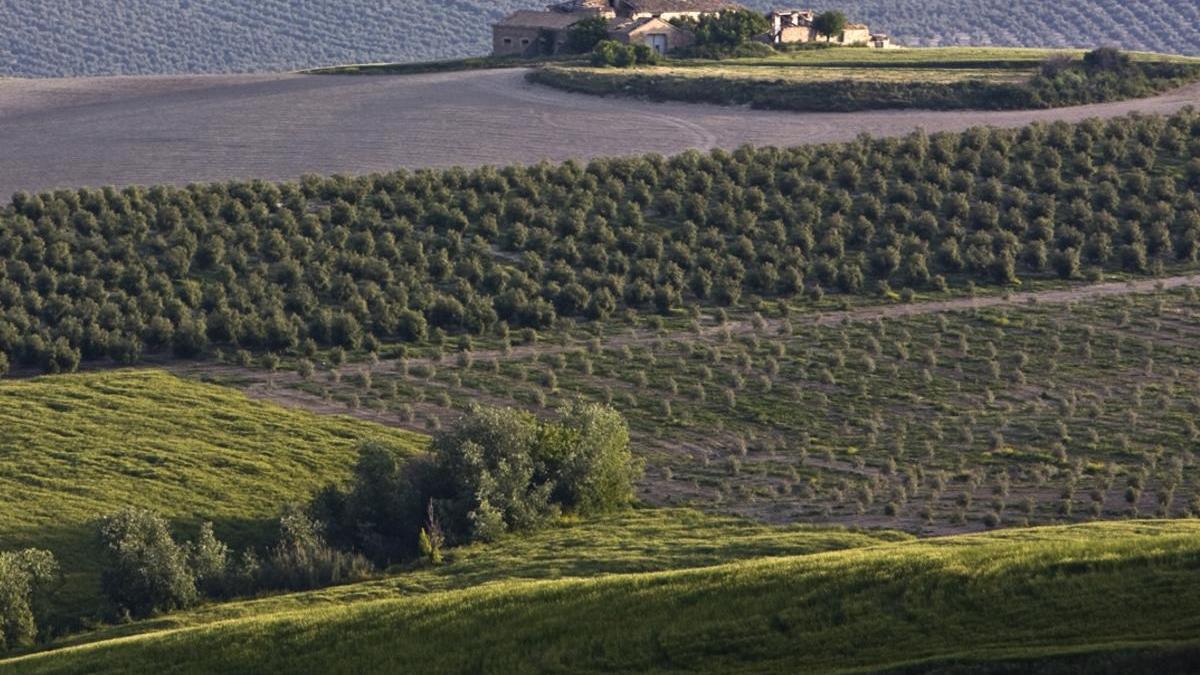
[187,522,230,598]
[433,406,555,541]
[1083,47,1130,72]
[813,11,848,42]
[323,441,438,561]
[566,15,610,54]
[539,400,641,513]
[0,549,58,652]
[688,9,770,47]
[98,508,197,617]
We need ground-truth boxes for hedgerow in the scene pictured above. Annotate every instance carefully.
[529,51,1200,112]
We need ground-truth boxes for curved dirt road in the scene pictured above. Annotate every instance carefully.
[2,68,1199,196]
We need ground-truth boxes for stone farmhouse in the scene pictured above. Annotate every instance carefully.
[764,9,890,48]
[493,0,739,57]
[492,2,890,58]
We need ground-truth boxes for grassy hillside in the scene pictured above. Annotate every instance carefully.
[5,520,1199,674]
[0,0,1197,78]
[30,508,910,653]
[0,370,425,617]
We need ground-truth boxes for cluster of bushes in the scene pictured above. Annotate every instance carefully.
[531,66,1033,111]
[590,40,659,68]
[0,549,58,652]
[3,108,1200,372]
[535,48,1200,112]
[315,401,639,563]
[669,8,773,59]
[1027,48,1200,108]
[91,403,636,619]
[96,507,371,618]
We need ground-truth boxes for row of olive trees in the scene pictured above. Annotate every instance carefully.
[1,111,1199,373]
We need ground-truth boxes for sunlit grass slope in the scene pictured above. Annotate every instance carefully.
[34,508,909,651]
[7,520,1199,674]
[0,370,426,615]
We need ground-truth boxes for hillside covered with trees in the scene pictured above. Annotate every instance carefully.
[1,0,1197,78]
[2,110,1200,374]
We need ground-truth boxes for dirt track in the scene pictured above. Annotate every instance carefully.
[3,69,1200,196]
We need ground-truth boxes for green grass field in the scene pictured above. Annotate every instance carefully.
[24,508,909,654]
[0,370,426,619]
[6,519,1198,674]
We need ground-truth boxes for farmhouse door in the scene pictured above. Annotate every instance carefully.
[648,34,668,54]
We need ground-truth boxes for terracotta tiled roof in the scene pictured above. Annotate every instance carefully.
[495,10,592,30]
[548,0,613,11]
[621,0,742,14]
[607,16,683,35]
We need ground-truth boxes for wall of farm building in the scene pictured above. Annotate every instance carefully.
[614,23,695,52]
[494,26,563,57]
[778,25,814,43]
[839,27,872,44]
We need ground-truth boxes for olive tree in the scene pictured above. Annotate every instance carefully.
[98,508,197,617]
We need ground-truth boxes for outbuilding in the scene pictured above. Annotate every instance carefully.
[493,10,594,57]
[607,16,696,54]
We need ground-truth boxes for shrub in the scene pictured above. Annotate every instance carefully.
[590,40,658,68]
[98,508,197,617]
[259,511,374,592]
[0,549,57,652]
[1083,47,1131,72]
[187,522,230,598]
[312,442,438,563]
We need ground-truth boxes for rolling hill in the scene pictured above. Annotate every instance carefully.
[5,520,1199,674]
[0,370,426,617]
[0,0,1197,78]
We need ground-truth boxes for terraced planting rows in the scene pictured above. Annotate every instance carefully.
[203,284,1200,534]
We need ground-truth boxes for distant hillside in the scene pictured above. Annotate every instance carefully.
[0,0,1197,78]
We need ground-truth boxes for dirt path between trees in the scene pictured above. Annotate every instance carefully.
[2,69,1200,196]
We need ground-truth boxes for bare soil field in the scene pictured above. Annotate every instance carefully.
[2,68,1200,197]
